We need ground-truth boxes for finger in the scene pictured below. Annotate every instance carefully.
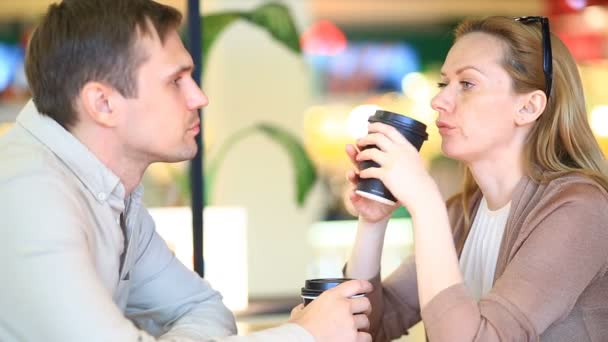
[355,148,388,166]
[346,169,359,185]
[345,144,357,163]
[334,279,373,298]
[353,313,370,331]
[290,304,304,319]
[349,189,363,204]
[357,132,393,152]
[356,332,372,342]
[345,144,362,169]
[359,166,382,180]
[367,122,408,143]
[349,296,371,315]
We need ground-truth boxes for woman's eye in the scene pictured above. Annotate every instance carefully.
[172,77,182,86]
[437,82,448,88]
[461,81,474,89]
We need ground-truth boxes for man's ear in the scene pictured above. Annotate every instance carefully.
[515,89,547,127]
[79,82,121,128]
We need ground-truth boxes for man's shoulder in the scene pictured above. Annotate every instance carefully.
[0,124,68,186]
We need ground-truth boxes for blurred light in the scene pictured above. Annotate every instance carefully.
[401,72,432,101]
[301,20,347,56]
[346,104,380,139]
[583,6,607,30]
[0,44,23,92]
[150,207,249,312]
[0,123,13,137]
[204,207,248,312]
[566,0,587,10]
[303,105,353,176]
[591,105,608,137]
[363,43,420,90]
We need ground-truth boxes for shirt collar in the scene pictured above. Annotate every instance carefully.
[16,100,127,208]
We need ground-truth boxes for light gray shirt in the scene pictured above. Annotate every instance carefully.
[0,101,313,342]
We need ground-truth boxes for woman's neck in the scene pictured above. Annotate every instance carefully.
[468,149,524,210]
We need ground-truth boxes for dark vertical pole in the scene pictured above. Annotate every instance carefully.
[187,0,205,278]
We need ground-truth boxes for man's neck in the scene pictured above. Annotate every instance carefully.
[71,126,147,196]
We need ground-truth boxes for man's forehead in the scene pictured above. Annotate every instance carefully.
[135,30,193,72]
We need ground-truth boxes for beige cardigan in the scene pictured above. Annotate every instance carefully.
[365,174,608,341]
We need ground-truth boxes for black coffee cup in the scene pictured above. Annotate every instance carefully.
[301,278,363,306]
[356,110,428,205]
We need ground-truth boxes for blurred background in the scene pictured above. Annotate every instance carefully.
[1,0,607,339]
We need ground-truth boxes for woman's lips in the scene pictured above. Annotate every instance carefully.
[436,120,456,135]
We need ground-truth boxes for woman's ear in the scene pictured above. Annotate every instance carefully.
[79,81,120,128]
[515,90,547,126]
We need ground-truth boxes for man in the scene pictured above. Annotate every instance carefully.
[0,1,372,341]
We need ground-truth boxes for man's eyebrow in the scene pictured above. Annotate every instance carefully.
[440,65,486,77]
[166,64,194,78]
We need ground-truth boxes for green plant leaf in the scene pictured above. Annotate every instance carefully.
[205,123,317,207]
[255,123,317,206]
[202,11,241,70]
[205,126,256,204]
[241,3,301,54]
[202,3,301,70]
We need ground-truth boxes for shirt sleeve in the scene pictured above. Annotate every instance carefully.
[0,172,314,342]
[124,207,237,340]
[0,173,154,342]
[124,209,317,342]
[421,182,608,341]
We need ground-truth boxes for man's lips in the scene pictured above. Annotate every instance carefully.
[188,121,200,133]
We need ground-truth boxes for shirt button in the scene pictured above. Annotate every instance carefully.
[97,192,107,201]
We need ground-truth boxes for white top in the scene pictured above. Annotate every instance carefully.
[0,101,314,342]
[459,196,511,300]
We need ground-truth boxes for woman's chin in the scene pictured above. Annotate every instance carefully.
[440,143,461,160]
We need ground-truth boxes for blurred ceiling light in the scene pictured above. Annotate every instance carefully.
[346,104,380,139]
[301,20,347,56]
[401,72,432,102]
[583,5,608,30]
[591,105,608,137]
[566,0,588,10]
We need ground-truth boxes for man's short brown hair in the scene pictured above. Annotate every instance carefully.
[25,0,182,129]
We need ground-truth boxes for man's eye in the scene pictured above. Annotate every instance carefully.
[172,77,182,86]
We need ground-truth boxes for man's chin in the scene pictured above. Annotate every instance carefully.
[163,146,198,163]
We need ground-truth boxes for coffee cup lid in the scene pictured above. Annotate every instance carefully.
[369,110,428,139]
[303,278,351,291]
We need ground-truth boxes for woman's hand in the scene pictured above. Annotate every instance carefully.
[346,143,398,224]
[354,122,438,215]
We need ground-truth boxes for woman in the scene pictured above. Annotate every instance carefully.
[345,16,608,341]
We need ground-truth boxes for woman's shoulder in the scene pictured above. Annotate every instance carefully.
[537,172,608,203]
[517,172,608,223]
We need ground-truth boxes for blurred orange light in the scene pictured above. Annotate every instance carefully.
[301,20,347,56]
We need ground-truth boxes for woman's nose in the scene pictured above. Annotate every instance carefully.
[431,88,451,114]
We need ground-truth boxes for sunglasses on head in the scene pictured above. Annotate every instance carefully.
[514,16,553,98]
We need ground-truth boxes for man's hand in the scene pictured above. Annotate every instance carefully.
[289,279,373,342]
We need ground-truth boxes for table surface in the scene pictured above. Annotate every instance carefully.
[236,313,426,341]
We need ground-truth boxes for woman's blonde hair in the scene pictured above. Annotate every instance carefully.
[452,16,608,231]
